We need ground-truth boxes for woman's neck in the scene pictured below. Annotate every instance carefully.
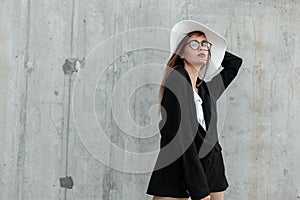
[183,62,203,91]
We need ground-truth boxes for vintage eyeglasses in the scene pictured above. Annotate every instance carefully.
[184,40,212,50]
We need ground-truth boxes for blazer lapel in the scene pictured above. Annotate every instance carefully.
[197,79,211,130]
[178,66,212,132]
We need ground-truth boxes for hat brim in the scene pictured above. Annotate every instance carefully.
[169,20,227,81]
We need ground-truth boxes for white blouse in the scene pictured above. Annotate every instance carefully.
[192,89,206,131]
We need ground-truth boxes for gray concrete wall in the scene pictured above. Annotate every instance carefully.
[0,0,299,199]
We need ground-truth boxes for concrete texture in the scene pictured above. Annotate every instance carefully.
[0,0,299,199]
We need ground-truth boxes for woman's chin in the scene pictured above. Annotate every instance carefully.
[184,59,207,68]
[191,61,207,67]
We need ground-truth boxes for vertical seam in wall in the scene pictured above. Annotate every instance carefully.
[62,0,77,199]
[16,0,31,199]
[111,0,119,194]
[186,0,189,19]
[16,76,29,200]
[65,75,72,177]
[102,0,118,198]
[250,0,258,199]
[65,0,77,176]
[70,0,76,55]
[169,0,172,26]
[113,0,118,72]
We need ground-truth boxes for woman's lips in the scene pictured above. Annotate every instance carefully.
[197,53,206,57]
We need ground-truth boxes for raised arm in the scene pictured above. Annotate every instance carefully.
[207,51,243,100]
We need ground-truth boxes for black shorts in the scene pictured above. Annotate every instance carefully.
[146,144,229,198]
[199,145,229,193]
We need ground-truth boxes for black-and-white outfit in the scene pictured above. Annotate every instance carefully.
[146,51,243,200]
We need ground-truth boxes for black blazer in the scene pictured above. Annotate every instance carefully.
[147,51,243,199]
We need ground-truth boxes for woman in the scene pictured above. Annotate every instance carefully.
[146,20,243,200]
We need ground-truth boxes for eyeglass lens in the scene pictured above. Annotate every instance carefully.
[189,40,211,50]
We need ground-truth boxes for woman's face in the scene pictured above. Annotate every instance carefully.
[181,34,209,68]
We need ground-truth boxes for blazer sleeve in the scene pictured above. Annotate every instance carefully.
[161,69,210,199]
[207,51,243,100]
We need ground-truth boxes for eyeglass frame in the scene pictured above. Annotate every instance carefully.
[183,40,212,51]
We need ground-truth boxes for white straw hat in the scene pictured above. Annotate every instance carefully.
[169,20,227,81]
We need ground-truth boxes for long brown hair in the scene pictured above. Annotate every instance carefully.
[157,31,211,114]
